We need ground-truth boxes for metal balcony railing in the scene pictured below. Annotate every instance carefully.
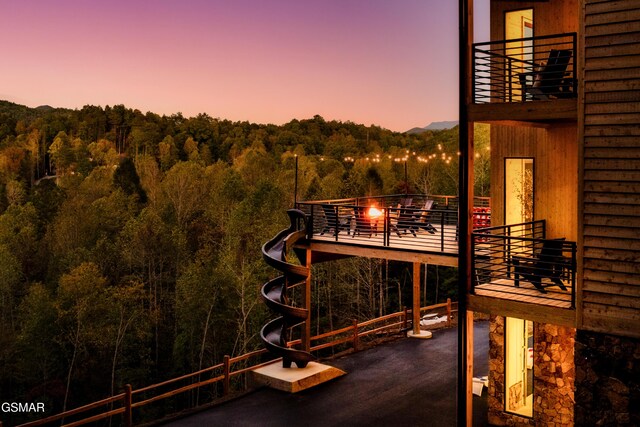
[472,220,576,308]
[295,194,490,255]
[473,33,577,104]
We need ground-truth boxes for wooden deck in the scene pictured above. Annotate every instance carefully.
[474,278,573,309]
[304,224,459,267]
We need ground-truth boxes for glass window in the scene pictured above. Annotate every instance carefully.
[505,317,534,417]
[505,9,534,100]
[505,158,534,227]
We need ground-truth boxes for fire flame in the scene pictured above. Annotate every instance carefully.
[368,206,383,219]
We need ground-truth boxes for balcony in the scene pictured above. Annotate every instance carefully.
[469,33,578,123]
[295,194,490,266]
[471,220,576,322]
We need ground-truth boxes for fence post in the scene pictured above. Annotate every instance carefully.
[403,306,408,330]
[123,384,132,427]
[446,298,452,328]
[352,319,359,351]
[223,355,230,396]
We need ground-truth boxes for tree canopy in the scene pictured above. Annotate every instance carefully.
[0,100,489,424]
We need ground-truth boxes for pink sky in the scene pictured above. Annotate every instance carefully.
[1,0,488,132]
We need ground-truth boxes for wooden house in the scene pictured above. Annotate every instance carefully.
[459,0,640,425]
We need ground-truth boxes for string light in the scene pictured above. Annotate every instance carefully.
[335,147,480,165]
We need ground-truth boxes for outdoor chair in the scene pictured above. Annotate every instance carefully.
[319,204,351,236]
[352,205,376,237]
[393,206,419,237]
[415,200,438,233]
[399,197,413,208]
[512,238,569,294]
[518,49,574,101]
[393,200,437,237]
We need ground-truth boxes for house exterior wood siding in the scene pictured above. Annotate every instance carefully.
[579,0,640,337]
[490,124,578,242]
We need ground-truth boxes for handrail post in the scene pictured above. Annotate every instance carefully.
[441,212,446,251]
[572,32,578,95]
[507,57,513,102]
[123,384,132,427]
[334,206,339,242]
[352,319,359,351]
[472,47,476,103]
[470,235,476,293]
[403,306,408,330]
[223,355,230,396]
[571,243,577,308]
[447,298,452,328]
[308,205,314,240]
[384,208,390,247]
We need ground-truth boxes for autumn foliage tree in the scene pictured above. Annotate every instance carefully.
[0,100,488,422]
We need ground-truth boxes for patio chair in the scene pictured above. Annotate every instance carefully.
[319,204,351,236]
[393,200,437,237]
[352,205,376,237]
[518,49,574,101]
[512,238,569,294]
[399,197,413,208]
[393,206,419,237]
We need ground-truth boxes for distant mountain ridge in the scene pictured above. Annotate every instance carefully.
[405,120,459,134]
[425,120,458,130]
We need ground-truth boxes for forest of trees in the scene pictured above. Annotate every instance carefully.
[0,100,489,422]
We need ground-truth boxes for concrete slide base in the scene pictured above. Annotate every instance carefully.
[251,361,346,393]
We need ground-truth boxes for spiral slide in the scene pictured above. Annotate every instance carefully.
[260,209,314,368]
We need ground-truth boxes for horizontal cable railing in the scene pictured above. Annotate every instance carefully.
[472,220,576,308]
[473,33,577,104]
[16,301,456,427]
[297,194,490,255]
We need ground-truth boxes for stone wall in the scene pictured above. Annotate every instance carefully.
[533,322,575,426]
[487,316,575,426]
[574,330,640,426]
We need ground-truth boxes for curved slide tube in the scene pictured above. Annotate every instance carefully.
[260,209,314,368]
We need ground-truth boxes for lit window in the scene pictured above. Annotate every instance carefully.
[505,317,534,417]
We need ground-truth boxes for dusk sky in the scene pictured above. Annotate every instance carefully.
[1,1,488,132]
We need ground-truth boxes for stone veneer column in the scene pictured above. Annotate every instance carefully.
[574,330,640,426]
[533,323,575,426]
[487,315,575,426]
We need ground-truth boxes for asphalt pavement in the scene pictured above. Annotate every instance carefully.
[163,321,489,427]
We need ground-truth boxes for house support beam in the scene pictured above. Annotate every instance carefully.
[408,262,432,339]
[458,0,474,425]
[302,248,312,353]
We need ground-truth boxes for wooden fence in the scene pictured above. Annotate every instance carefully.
[15,299,455,427]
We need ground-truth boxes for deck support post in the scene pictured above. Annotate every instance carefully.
[302,249,312,353]
[408,262,432,339]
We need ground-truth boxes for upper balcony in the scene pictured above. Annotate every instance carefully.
[295,194,490,267]
[468,33,578,124]
[470,220,577,325]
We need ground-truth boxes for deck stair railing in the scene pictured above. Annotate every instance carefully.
[473,33,577,104]
[15,301,455,427]
[472,220,576,307]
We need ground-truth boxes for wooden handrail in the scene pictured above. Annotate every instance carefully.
[16,393,126,427]
[133,362,224,394]
[20,301,455,427]
[63,408,126,427]
[311,324,354,341]
[229,348,269,364]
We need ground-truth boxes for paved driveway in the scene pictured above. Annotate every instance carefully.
[163,321,489,427]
